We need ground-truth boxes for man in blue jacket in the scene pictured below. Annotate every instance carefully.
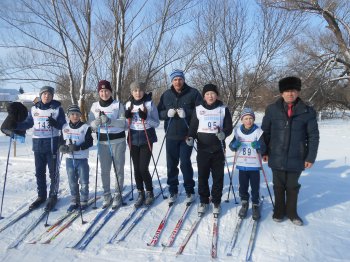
[16,86,66,211]
[157,70,202,204]
[262,76,319,226]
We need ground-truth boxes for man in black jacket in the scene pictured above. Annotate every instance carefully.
[261,76,319,226]
[157,69,202,204]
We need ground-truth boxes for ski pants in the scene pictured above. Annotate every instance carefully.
[272,169,301,190]
[66,158,89,203]
[165,138,194,195]
[98,138,126,197]
[238,170,260,204]
[130,144,153,192]
[197,149,225,205]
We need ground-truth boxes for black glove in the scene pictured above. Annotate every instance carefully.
[125,108,133,119]
[68,144,80,152]
[47,116,59,129]
[138,108,147,120]
[59,145,70,154]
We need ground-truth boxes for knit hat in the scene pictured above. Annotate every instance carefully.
[202,84,219,96]
[66,104,81,116]
[98,80,112,93]
[240,107,255,120]
[279,76,301,93]
[130,81,146,92]
[170,69,185,82]
[39,86,54,98]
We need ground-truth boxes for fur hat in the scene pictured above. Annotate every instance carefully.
[279,76,301,93]
[39,86,54,98]
[1,102,28,137]
[240,107,255,120]
[98,80,112,93]
[66,104,81,116]
[170,69,185,82]
[202,84,219,96]
[130,81,146,92]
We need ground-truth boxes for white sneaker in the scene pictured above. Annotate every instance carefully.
[112,194,122,209]
[185,193,195,204]
[168,193,178,204]
[198,203,208,216]
[102,194,112,209]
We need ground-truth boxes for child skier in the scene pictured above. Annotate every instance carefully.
[186,84,233,216]
[124,81,160,207]
[90,80,126,209]
[16,86,66,211]
[229,108,266,220]
[59,105,93,212]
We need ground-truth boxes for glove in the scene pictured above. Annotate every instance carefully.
[47,116,59,129]
[100,114,110,125]
[177,108,186,118]
[59,145,70,154]
[185,137,194,147]
[138,108,147,120]
[124,108,133,119]
[229,140,241,151]
[216,131,225,141]
[68,144,80,152]
[251,140,260,150]
[167,108,176,118]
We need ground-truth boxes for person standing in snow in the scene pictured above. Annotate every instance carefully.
[16,86,66,211]
[124,81,160,207]
[90,80,126,209]
[157,69,202,204]
[186,84,233,216]
[261,76,319,226]
[59,105,93,213]
[229,108,266,220]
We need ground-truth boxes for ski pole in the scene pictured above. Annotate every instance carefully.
[142,119,167,199]
[225,152,238,203]
[0,136,13,219]
[103,119,125,205]
[70,139,87,224]
[93,125,101,209]
[257,152,274,208]
[151,117,172,179]
[127,118,134,201]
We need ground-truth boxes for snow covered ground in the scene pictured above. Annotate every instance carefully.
[0,112,349,262]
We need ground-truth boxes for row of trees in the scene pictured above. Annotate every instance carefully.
[0,0,349,122]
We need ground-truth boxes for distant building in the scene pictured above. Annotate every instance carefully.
[0,88,19,112]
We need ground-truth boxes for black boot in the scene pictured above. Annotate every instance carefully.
[144,191,154,206]
[45,195,58,211]
[252,203,261,220]
[286,188,303,226]
[238,200,249,219]
[272,186,285,222]
[29,196,46,210]
[134,190,145,208]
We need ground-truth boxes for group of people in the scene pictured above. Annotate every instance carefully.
[1,70,319,226]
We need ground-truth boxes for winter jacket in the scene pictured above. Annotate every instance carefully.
[188,100,233,153]
[261,97,319,172]
[157,83,202,140]
[60,120,94,150]
[16,100,66,153]
[125,93,160,146]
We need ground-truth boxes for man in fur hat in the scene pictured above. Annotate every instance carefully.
[261,76,319,226]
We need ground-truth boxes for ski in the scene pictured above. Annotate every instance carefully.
[226,217,244,256]
[115,190,162,243]
[29,196,100,244]
[0,208,32,234]
[147,203,174,246]
[76,191,132,250]
[245,196,264,261]
[69,190,131,249]
[176,215,203,256]
[8,210,47,249]
[211,215,219,258]
[162,201,194,248]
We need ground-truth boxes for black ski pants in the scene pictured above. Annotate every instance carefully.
[130,144,153,192]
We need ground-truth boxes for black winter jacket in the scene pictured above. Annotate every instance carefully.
[188,100,233,153]
[261,97,319,172]
[157,83,202,140]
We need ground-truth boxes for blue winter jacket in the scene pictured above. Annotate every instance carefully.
[16,100,66,153]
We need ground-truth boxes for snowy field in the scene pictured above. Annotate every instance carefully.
[0,112,349,262]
